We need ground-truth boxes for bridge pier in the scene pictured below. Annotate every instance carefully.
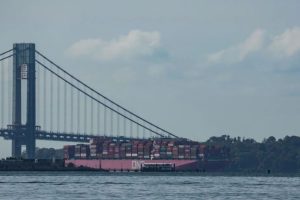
[12,138,22,158]
[12,43,36,159]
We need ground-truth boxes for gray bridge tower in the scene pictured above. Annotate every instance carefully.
[12,43,36,159]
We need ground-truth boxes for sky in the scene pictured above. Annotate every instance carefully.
[1,0,300,158]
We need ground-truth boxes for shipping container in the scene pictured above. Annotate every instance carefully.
[64,145,75,159]
[64,138,220,161]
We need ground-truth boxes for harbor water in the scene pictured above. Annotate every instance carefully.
[0,172,299,200]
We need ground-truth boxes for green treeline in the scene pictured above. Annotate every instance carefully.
[205,135,300,173]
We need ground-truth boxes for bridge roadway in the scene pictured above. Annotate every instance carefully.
[0,128,143,143]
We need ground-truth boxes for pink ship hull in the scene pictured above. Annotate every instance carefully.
[65,159,199,171]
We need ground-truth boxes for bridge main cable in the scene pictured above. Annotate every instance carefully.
[35,50,179,138]
[0,47,33,62]
[0,48,31,62]
[35,59,166,138]
[0,49,13,57]
[0,54,13,62]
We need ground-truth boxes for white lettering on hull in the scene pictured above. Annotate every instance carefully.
[132,160,145,170]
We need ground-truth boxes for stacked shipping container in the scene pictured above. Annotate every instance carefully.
[64,138,213,160]
[64,145,75,159]
[73,144,90,159]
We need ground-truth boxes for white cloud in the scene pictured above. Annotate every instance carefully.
[208,29,265,64]
[66,30,163,61]
[66,39,103,57]
[268,27,300,57]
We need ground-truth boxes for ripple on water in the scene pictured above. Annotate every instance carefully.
[0,173,299,200]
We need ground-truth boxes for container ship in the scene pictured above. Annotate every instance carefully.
[64,137,229,172]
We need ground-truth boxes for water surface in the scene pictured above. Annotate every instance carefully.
[0,172,299,200]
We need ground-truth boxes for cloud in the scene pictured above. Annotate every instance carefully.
[208,29,265,64]
[65,39,103,57]
[268,27,300,57]
[66,30,165,61]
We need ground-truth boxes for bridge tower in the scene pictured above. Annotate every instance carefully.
[12,43,36,159]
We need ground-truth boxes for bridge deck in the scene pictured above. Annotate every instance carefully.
[0,129,146,143]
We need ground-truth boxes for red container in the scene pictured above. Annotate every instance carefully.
[64,145,75,159]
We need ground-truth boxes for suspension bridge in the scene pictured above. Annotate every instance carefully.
[0,43,182,159]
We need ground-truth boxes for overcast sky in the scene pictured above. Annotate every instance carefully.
[1,0,300,158]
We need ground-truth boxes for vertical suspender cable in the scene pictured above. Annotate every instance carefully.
[97,103,100,135]
[57,69,60,132]
[1,59,5,127]
[50,65,53,131]
[8,58,12,125]
[90,94,94,135]
[149,128,152,138]
[130,116,133,138]
[64,76,67,133]
[70,79,73,133]
[110,109,113,136]
[77,82,80,134]
[136,120,139,139]
[5,59,8,126]
[123,111,126,137]
[84,87,87,134]
[104,100,107,136]
[117,107,120,137]
[36,57,40,126]
[143,122,146,139]
[43,60,47,131]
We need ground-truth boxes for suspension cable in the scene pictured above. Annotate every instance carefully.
[97,103,100,135]
[57,69,60,132]
[35,50,178,138]
[77,82,80,134]
[36,59,166,137]
[136,120,139,138]
[130,117,133,138]
[43,60,47,130]
[1,59,4,127]
[0,54,14,62]
[70,79,74,133]
[0,49,13,57]
[50,64,53,131]
[117,107,120,137]
[7,57,12,125]
[104,100,107,136]
[110,109,113,136]
[64,76,67,133]
[36,54,40,126]
[91,95,94,135]
[143,122,146,139]
[123,111,126,137]
[84,87,87,134]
